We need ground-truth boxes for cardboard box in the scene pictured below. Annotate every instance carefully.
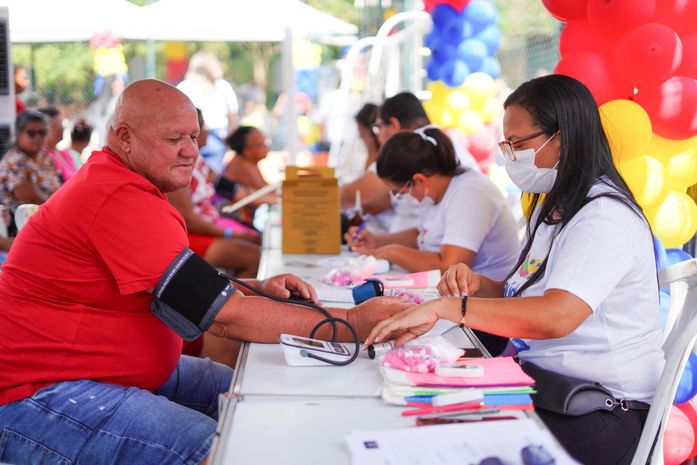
[282,166,341,254]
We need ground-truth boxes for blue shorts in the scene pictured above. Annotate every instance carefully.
[0,355,233,465]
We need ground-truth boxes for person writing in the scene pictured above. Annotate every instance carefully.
[364,75,664,465]
[346,127,519,279]
[0,79,411,465]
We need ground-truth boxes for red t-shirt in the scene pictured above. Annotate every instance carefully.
[0,148,188,405]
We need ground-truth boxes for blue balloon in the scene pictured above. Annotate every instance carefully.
[441,59,470,88]
[458,38,488,71]
[430,35,460,65]
[426,59,442,81]
[667,248,693,266]
[432,4,459,28]
[464,0,498,35]
[478,56,501,78]
[440,13,472,46]
[475,25,503,55]
[654,235,669,271]
[676,352,697,405]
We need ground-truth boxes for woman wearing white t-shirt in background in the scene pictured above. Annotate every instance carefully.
[345,127,519,280]
[364,75,664,465]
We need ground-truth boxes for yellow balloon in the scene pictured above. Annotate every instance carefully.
[457,110,484,135]
[480,96,501,124]
[618,156,669,209]
[463,72,496,111]
[424,100,453,128]
[663,142,697,189]
[446,90,471,115]
[599,99,652,164]
[428,81,451,106]
[646,191,697,248]
[646,134,697,163]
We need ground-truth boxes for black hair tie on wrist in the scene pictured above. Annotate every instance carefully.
[459,295,468,328]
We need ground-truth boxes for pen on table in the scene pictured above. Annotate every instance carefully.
[415,407,500,420]
[352,221,367,241]
[401,400,482,417]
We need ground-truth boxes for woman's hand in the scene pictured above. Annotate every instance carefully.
[437,263,481,297]
[364,298,458,347]
[257,274,319,304]
[344,226,376,253]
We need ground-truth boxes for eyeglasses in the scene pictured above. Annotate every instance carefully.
[389,180,413,202]
[23,129,48,138]
[371,120,383,136]
[498,130,545,161]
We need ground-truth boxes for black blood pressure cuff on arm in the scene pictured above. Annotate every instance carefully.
[151,248,236,341]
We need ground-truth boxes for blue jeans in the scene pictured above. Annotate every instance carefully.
[0,355,233,465]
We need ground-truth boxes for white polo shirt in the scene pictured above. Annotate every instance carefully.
[507,178,665,402]
[418,170,520,280]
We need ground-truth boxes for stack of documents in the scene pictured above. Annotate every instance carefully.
[381,357,536,413]
[346,418,579,465]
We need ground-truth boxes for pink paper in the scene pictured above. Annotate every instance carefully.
[382,357,535,388]
[367,270,441,289]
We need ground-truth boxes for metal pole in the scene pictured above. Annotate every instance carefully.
[282,27,297,166]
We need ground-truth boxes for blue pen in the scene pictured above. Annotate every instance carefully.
[352,221,367,241]
[404,395,434,404]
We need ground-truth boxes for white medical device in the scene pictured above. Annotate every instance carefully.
[279,334,352,366]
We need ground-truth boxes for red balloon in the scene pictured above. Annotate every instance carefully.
[665,406,695,465]
[677,400,697,459]
[654,0,697,36]
[559,19,614,57]
[541,0,586,22]
[468,126,497,162]
[677,33,697,80]
[554,52,633,105]
[424,0,471,13]
[636,76,697,139]
[587,0,656,38]
[614,23,683,88]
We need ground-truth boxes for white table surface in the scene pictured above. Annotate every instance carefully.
[210,215,492,464]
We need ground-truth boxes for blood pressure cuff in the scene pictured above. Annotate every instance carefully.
[151,248,236,341]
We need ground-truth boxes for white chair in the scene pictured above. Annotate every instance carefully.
[14,204,39,232]
[631,258,697,465]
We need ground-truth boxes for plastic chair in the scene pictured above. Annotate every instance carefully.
[631,258,697,465]
[14,204,39,232]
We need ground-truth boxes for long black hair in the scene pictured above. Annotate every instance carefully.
[504,74,646,296]
[376,127,464,183]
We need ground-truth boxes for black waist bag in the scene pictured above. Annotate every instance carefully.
[520,361,649,416]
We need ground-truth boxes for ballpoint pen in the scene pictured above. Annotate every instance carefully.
[352,221,367,241]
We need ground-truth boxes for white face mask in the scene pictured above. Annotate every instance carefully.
[504,133,559,193]
[399,192,435,209]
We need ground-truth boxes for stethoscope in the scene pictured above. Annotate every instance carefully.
[220,272,360,366]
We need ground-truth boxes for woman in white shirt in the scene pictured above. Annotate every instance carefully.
[364,75,664,465]
[346,127,519,280]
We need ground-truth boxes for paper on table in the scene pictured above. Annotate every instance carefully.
[345,418,579,465]
[381,357,534,388]
[367,270,441,289]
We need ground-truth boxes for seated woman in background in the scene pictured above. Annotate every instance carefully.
[39,106,77,182]
[346,127,519,279]
[68,118,92,167]
[339,103,395,225]
[217,126,277,228]
[364,75,664,465]
[223,126,270,190]
[0,111,62,234]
